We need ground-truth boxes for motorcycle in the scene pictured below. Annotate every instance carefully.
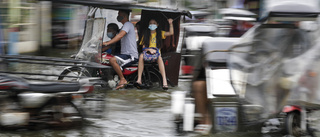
[0,73,101,130]
[56,18,165,89]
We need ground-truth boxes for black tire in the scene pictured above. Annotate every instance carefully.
[58,67,91,81]
[174,115,186,136]
[38,100,84,129]
[135,69,162,89]
[80,93,106,118]
[285,112,301,137]
[129,69,162,89]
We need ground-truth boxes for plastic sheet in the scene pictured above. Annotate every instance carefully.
[228,23,318,119]
[76,18,105,63]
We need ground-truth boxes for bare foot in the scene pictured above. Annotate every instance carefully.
[118,78,128,85]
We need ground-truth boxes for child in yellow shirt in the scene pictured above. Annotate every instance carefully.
[135,18,174,90]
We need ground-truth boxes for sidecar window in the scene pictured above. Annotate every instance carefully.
[76,18,105,62]
[251,24,313,58]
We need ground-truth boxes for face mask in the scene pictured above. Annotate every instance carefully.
[148,24,157,30]
[107,32,114,38]
[117,16,124,22]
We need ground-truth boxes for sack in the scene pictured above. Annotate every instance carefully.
[143,48,160,62]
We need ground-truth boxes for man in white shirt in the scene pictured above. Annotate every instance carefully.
[103,10,138,90]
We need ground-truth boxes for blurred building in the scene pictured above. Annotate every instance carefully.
[0,0,39,54]
[0,0,87,54]
[51,2,88,49]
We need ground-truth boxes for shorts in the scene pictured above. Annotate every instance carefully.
[114,54,138,68]
[194,67,206,81]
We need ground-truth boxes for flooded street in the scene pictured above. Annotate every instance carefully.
[0,47,192,137]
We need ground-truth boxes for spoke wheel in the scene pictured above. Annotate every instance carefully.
[58,67,91,81]
[141,69,162,89]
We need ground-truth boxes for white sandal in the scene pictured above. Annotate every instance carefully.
[194,124,212,135]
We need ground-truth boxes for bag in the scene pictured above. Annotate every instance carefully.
[143,48,160,62]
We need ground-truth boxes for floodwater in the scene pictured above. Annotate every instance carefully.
[0,47,191,137]
[1,47,320,137]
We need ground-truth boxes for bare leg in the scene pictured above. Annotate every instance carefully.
[136,54,144,84]
[192,80,211,125]
[157,56,167,86]
[110,57,127,85]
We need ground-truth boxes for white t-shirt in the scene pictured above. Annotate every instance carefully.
[120,22,138,59]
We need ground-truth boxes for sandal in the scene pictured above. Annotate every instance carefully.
[115,82,128,90]
[134,82,143,89]
[194,124,212,135]
[162,85,168,90]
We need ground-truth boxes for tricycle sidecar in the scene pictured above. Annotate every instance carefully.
[50,0,192,89]
[172,1,320,136]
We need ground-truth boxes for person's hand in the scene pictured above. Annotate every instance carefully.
[148,49,157,54]
[103,42,108,46]
[168,18,173,24]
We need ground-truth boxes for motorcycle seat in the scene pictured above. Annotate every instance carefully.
[122,62,156,68]
[28,82,81,93]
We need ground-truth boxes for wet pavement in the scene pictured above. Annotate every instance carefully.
[1,47,320,137]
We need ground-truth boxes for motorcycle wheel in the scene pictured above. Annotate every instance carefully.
[80,93,106,118]
[285,112,301,137]
[136,69,162,89]
[58,67,91,81]
[38,101,84,129]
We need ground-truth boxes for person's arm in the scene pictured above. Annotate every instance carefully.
[164,18,174,36]
[102,30,126,51]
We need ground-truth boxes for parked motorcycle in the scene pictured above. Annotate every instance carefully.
[0,73,99,130]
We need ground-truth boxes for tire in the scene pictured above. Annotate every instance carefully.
[38,100,84,129]
[285,112,301,137]
[79,93,106,118]
[142,69,162,89]
[58,67,91,81]
[130,68,162,90]
[174,114,185,135]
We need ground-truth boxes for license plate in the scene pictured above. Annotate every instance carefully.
[214,107,238,132]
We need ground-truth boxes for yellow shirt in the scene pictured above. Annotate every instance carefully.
[140,31,166,48]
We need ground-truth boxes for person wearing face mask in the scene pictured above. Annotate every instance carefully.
[134,18,173,90]
[102,10,138,90]
[103,23,121,55]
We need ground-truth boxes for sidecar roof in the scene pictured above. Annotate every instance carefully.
[264,1,319,22]
[43,0,191,18]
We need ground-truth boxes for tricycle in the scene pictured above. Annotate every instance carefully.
[172,1,320,136]
[50,1,191,89]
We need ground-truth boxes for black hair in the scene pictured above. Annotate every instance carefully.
[119,9,131,18]
[135,21,140,27]
[107,23,119,32]
[142,19,163,49]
